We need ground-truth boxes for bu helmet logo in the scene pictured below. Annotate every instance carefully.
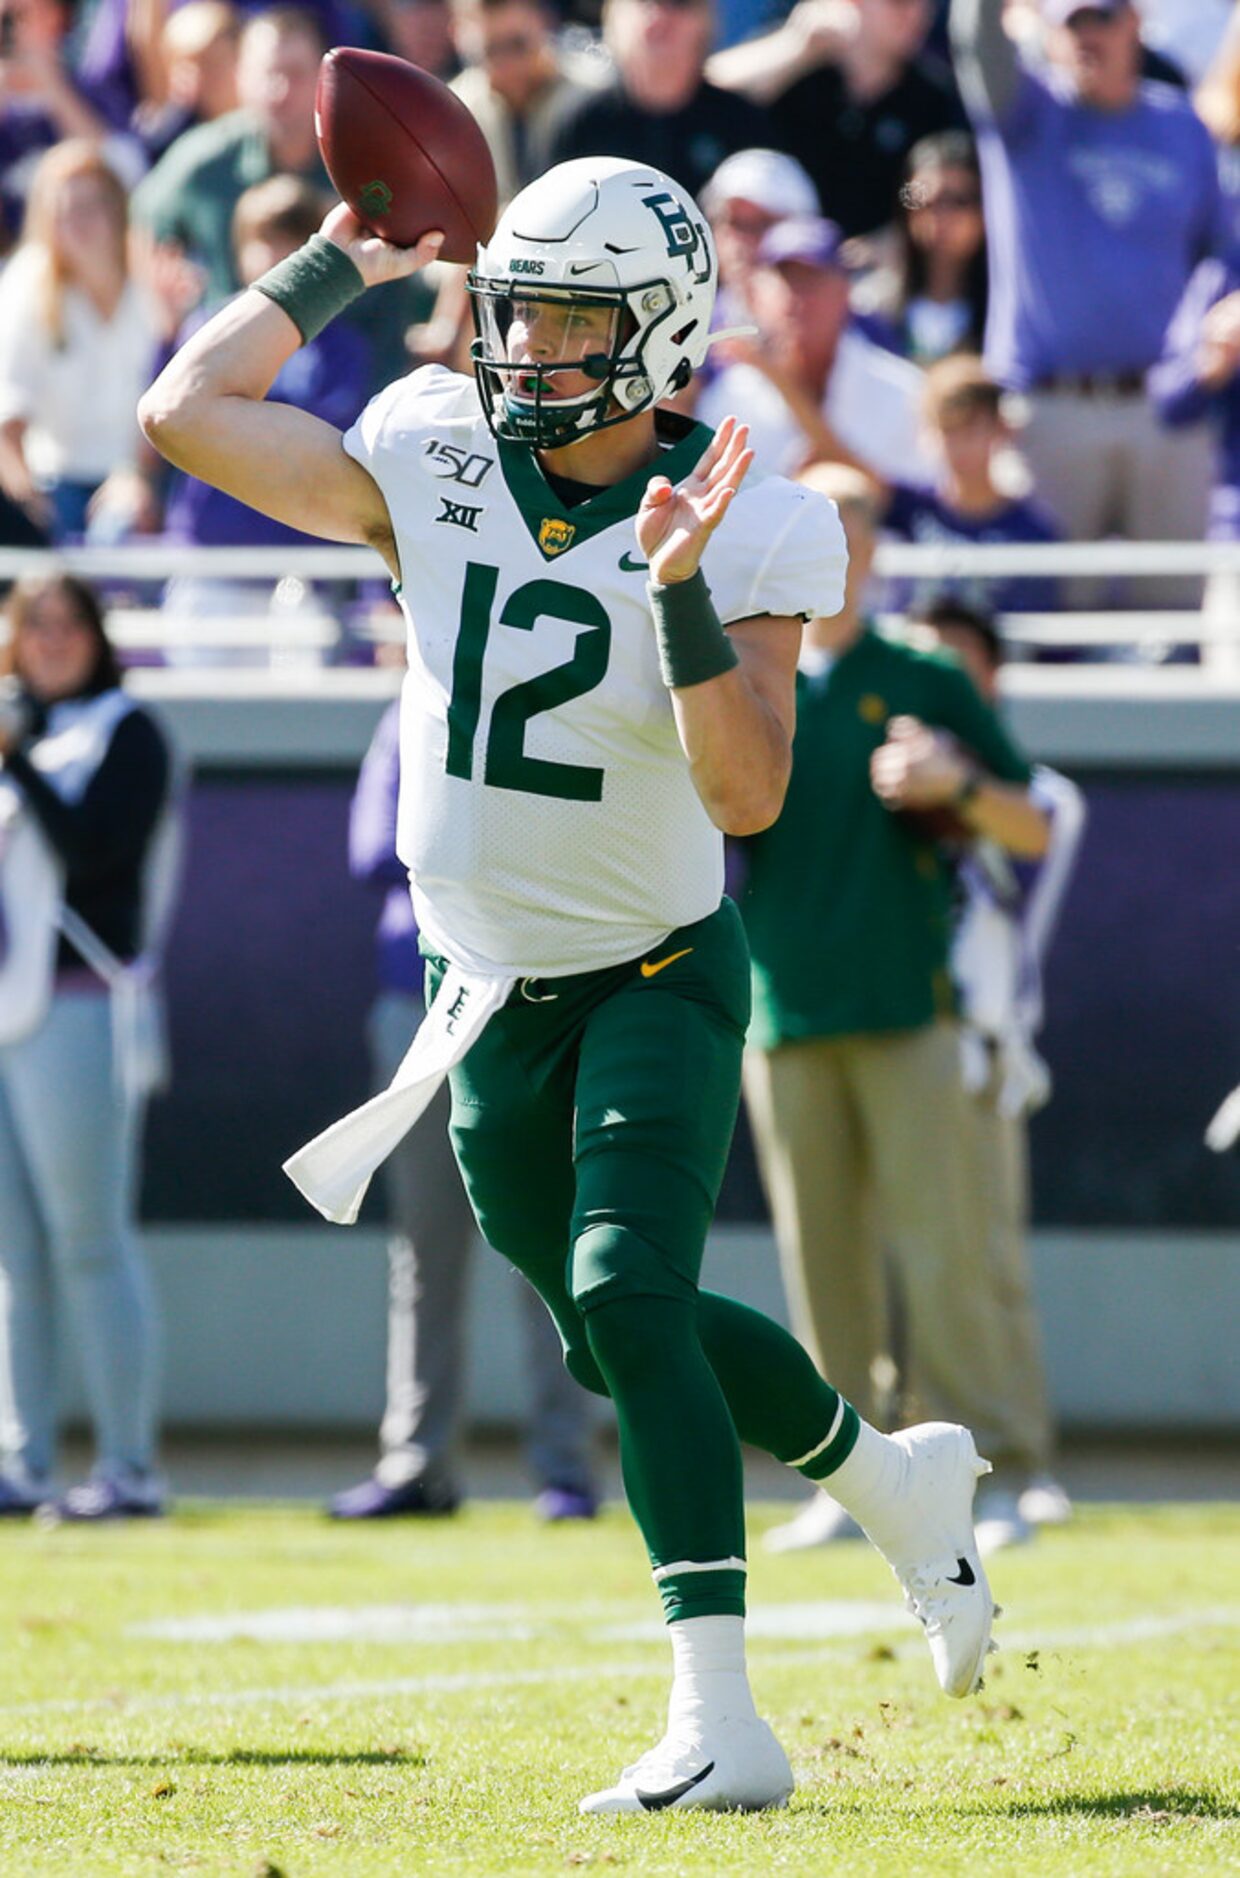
[360,178,394,215]
[642,191,711,286]
[538,517,576,557]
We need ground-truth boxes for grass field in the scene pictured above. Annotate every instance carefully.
[1,1500,1238,1877]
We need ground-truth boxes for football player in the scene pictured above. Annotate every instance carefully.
[140,156,996,1815]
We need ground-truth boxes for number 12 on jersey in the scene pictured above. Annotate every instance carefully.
[444,562,613,803]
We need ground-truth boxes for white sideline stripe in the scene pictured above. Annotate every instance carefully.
[0,1661,667,1719]
[4,1608,1238,1720]
[130,1604,538,1645]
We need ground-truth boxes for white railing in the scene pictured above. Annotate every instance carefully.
[0,539,1236,665]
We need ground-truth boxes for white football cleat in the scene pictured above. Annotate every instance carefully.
[579,1717,794,1816]
[861,1422,996,1699]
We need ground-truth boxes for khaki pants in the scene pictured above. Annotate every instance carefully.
[1021,388,1212,611]
[743,1021,1048,1475]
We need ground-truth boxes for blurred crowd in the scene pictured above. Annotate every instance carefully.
[0,0,1236,658]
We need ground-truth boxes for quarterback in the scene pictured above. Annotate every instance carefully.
[141,156,996,1815]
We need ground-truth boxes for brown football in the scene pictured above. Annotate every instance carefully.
[315,47,499,264]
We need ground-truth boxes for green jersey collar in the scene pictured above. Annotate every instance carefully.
[497,414,714,563]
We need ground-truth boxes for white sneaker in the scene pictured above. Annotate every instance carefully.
[1019,1475,1073,1527]
[861,1423,997,1699]
[763,1489,863,1552]
[974,1487,1034,1556]
[579,1716,794,1815]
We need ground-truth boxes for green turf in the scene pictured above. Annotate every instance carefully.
[1,1501,1237,1876]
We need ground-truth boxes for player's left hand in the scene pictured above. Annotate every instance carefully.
[870,715,972,809]
[636,415,754,584]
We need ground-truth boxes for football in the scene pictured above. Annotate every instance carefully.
[314,47,499,264]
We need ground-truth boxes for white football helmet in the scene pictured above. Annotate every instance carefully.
[468,157,717,450]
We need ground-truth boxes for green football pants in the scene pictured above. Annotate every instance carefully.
[431,899,855,1620]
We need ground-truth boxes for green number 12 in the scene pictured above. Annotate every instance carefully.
[444,563,612,802]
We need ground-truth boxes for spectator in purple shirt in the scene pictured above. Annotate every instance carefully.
[950,0,1221,606]
[330,699,599,1524]
[882,353,1062,619]
[1150,253,1240,670]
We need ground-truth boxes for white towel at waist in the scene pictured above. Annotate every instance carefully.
[283,963,515,1225]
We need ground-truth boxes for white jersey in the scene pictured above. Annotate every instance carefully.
[345,366,846,977]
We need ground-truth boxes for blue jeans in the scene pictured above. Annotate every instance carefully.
[0,986,159,1485]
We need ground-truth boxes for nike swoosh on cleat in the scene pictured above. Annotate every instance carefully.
[635,1762,715,1811]
[640,947,693,978]
[619,550,649,572]
[946,1558,976,1586]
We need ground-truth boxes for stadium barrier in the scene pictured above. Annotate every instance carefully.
[2,540,1240,663]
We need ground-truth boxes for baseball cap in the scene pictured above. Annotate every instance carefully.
[700,148,821,222]
[756,215,845,272]
[1042,0,1130,25]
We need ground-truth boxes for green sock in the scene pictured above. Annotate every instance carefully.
[583,1293,747,1623]
[697,1291,860,1474]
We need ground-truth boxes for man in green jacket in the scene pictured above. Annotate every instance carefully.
[741,462,1051,1551]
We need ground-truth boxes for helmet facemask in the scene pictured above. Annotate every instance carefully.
[469,276,688,450]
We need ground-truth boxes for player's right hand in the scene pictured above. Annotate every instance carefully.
[320,204,445,289]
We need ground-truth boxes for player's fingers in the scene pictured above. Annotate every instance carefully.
[707,420,748,486]
[692,415,735,485]
[640,476,674,507]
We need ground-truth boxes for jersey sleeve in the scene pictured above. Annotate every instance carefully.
[341,364,470,502]
[710,479,848,624]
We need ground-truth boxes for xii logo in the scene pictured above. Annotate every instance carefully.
[436,497,483,532]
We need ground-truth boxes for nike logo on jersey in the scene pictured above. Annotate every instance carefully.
[640,947,693,978]
[635,1762,715,1811]
[619,551,649,572]
[946,1558,977,1587]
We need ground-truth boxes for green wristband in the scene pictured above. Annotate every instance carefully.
[648,569,740,690]
[252,234,365,344]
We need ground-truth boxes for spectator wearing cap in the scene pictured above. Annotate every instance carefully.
[547,0,771,204]
[699,145,820,340]
[696,213,931,482]
[707,0,965,240]
[881,355,1063,621]
[1150,253,1240,670]
[950,0,1222,606]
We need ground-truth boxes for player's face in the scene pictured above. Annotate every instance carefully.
[504,294,623,402]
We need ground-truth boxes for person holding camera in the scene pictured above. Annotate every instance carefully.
[0,575,179,1520]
